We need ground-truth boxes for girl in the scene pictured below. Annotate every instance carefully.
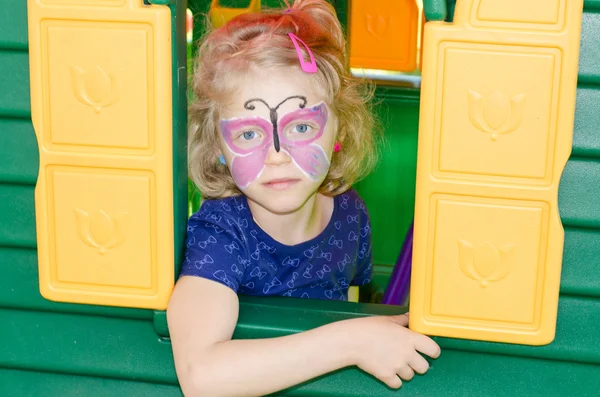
[167,1,440,396]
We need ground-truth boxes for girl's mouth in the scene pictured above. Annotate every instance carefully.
[262,178,300,190]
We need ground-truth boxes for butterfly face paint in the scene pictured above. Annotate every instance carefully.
[220,96,330,189]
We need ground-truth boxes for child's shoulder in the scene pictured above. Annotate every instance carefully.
[336,188,369,216]
[339,187,365,201]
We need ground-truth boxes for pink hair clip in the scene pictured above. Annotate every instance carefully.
[288,32,317,73]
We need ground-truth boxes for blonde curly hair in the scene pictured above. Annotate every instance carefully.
[188,0,380,199]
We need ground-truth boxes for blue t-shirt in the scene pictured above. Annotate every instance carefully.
[180,189,373,301]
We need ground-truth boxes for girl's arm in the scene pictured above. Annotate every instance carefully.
[168,276,353,396]
[167,276,440,397]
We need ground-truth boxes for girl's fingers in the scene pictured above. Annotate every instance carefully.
[397,365,415,381]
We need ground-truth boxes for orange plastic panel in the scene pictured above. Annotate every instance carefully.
[210,0,261,28]
[409,0,583,345]
[349,0,419,72]
[27,0,174,310]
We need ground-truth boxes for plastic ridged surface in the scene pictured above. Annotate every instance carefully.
[572,85,600,157]
[560,227,600,296]
[3,297,600,397]
[0,0,28,50]
[0,50,30,118]
[0,247,152,319]
[578,11,600,84]
[0,308,178,384]
[559,159,600,227]
[0,119,38,184]
[27,0,174,309]
[0,368,184,397]
[0,185,37,248]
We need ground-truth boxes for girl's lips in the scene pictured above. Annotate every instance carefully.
[262,178,300,190]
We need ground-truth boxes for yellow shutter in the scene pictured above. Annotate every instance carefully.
[410,0,584,345]
[28,0,173,310]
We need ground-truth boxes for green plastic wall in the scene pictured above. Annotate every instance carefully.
[1,0,599,396]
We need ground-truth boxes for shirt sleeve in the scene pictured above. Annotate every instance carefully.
[351,198,373,286]
[179,211,247,292]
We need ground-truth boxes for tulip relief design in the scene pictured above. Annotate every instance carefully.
[70,65,121,114]
[467,90,526,141]
[75,209,127,255]
[365,14,389,40]
[458,240,515,288]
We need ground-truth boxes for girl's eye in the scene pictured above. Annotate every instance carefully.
[293,124,311,134]
[242,131,257,140]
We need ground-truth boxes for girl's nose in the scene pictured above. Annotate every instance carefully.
[264,144,291,166]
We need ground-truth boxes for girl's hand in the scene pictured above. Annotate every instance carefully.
[347,314,441,388]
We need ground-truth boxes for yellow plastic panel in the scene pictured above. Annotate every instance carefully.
[409,0,583,345]
[349,0,419,72]
[28,0,173,310]
[210,0,261,29]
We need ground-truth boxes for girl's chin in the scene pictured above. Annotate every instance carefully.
[245,184,322,215]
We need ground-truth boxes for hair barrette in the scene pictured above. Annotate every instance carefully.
[288,32,317,73]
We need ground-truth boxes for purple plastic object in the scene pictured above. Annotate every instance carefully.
[382,221,414,305]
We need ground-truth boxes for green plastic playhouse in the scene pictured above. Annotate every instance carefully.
[1,0,599,395]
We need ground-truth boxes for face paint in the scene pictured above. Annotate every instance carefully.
[220,116,273,189]
[220,100,331,189]
[244,95,307,152]
[278,103,330,180]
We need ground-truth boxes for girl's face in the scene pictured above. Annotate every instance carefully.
[218,66,338,214]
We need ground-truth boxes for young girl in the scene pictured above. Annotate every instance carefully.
[167,1,440,395]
